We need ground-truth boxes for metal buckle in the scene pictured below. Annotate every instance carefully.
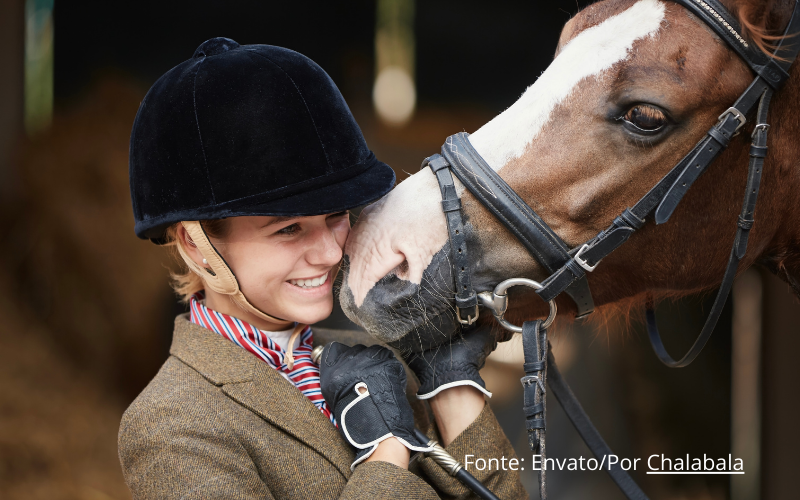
[521,374,546,394]
[574,243,600,272]
[455,304,479,325]
[718,107,747,135]
[478,278,557,332]
[751,123,770,139]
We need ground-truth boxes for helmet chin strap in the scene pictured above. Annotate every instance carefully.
[178,221,290,326]
[179,221,310,369]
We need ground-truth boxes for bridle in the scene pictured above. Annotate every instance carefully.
[422,1,800,499]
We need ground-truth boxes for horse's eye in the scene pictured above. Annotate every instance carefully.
[622,105,668,132]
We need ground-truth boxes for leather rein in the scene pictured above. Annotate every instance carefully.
[426,0,800,368]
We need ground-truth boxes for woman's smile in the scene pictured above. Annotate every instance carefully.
[286,271,331,292]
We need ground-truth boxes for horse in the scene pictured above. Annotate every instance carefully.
[340,0,800,353]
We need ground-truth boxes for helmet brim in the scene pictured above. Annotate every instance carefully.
[138,157,396,243]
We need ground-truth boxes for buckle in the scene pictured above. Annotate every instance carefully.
[751,123,770,139]
[455,304,479,325]
[521,374,546,394]
[718,107,747,135]
[574,243,600,272]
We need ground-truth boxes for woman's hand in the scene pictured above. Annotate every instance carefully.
[401,326,498,446]
[319,343,432,470]
[364,436,410,469]
[429,385,486,447]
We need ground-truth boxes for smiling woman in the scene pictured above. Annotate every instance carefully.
[168,212,350,331]
[120,36,525,500]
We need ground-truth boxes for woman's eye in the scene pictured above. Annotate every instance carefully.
[622,105,668,133]
[277,223,300,235]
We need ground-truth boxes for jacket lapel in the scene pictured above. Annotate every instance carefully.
[223,362,354,478]
[170,315,354,478]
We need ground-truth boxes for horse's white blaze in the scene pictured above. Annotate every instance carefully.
[346,168,449,306]
[470,0,666,169]
[345,0,665,307]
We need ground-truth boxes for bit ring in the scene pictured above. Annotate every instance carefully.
[477,277,557,332]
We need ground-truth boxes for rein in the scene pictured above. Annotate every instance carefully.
[423,1,800,498]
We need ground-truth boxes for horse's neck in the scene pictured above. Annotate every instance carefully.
[754,61,800,296]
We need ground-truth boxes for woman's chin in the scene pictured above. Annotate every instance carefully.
[274,283,334,325]
[289,303,333,326]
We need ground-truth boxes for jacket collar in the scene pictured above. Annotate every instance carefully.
[170,315,354,477]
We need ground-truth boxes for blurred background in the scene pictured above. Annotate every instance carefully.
[0,1,797,499]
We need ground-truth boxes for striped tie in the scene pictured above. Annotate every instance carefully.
[189,293,336,426]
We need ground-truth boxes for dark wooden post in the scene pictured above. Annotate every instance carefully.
[0,0,25,198]
[760,270,800,500]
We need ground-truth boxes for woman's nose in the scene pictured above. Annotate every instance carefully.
[307,224,345,266]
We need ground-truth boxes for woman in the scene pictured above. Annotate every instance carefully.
[120,37,525,499]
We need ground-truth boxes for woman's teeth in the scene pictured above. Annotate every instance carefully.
[289,272,328,289]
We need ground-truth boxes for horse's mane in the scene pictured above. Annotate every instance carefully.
[730,0,791,60]
[576,289,697,337]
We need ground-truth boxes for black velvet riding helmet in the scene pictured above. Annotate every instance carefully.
[129,37,395,243]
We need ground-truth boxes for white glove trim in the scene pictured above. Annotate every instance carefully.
[416,380,492,400]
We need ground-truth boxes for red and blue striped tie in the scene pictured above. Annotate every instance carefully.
[189,293,336,426]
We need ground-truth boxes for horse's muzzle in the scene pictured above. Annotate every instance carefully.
[339,248,463,352]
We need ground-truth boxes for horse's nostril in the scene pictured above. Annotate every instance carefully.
[395,260,409,276]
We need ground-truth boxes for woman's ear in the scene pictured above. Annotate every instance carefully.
[176,223,208,270]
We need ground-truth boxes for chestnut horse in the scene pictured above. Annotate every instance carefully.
[341,0,800,351]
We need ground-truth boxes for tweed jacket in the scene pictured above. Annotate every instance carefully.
[118,315,527,499]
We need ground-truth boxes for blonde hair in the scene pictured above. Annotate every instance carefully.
[163,220,230,303]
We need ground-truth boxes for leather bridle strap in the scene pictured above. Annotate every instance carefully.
[439,133,596,318]
[676,0,792,88]
[425,0,798,367]
[545,343,650,500]
[646,87,773,366]
[426,155,480,324]
[521,321,548,499]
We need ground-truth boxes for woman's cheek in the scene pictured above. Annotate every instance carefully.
[334,223,350,249]
[242,247,291,296]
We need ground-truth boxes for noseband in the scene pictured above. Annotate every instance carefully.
[424,1,800,499]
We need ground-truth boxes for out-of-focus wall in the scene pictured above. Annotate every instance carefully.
[10,80,177,398]
[0,79,174,500]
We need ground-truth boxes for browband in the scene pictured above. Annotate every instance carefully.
[672,0,796,89]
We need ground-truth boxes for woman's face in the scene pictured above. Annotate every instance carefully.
[211,212,350,326]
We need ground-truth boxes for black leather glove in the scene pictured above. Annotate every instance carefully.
[401,326,497,400]
[319,342,432,469]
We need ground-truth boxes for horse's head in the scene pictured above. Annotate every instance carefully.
[341,0,800,350]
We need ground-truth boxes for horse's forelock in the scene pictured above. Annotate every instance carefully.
[727,0,790,61]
